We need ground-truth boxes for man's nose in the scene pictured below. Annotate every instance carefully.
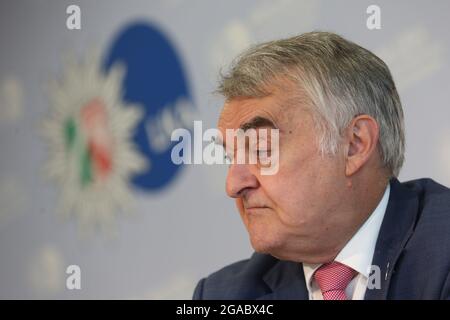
[226,163,259,198]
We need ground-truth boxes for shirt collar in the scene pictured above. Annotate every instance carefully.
[303,184,391,289]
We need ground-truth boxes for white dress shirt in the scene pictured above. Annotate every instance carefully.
[302,184,390,300]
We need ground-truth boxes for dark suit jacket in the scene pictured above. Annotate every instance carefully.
[193,178,450,299]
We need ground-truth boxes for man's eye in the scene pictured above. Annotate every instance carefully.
[257,150,270,157]
[224,153,232,164]
[257,150,272,166]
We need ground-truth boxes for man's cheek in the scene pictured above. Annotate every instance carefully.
[236,199,244,213]
[236,199,247,221]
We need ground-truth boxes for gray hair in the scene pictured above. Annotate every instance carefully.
[218,31,405,177]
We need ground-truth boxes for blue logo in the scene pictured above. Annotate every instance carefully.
[103,22,195,191]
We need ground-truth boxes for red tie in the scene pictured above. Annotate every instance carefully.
[313,261,357,300]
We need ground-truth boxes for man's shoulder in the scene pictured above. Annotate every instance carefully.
[401,178,450,215]
[401,177,450,197]
[193,253,278,300]
[395,177,450,243]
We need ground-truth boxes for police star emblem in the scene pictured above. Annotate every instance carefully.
[41,52,148,234]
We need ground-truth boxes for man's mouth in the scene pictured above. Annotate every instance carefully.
[245,205,270,213]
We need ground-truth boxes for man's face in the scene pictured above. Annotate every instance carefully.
[218,85,354,263]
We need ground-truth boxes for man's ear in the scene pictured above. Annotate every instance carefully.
[345,115,380,177]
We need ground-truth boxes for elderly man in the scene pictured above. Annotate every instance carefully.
[193,32,450,300]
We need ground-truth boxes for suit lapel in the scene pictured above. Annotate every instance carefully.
[364,178,420,299]
[258,259,309,300]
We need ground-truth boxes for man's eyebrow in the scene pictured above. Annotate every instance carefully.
[239,116,278,131]
[214,134,224,147]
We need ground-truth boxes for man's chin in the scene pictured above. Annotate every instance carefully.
[248,234,305,262]
[252,245,300,262]
[249,235,283,256]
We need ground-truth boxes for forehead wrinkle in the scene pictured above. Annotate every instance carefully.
[219,95,286,126]
[218,98,260,127]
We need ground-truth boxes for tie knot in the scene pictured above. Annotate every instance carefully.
[313,261,357,300]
